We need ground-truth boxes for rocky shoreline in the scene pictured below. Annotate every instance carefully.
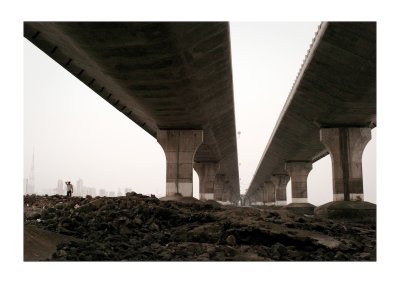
[24,193,376,261]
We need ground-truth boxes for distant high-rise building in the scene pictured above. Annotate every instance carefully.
[99,189,107,197]
[24,150,35,195]
[23,178,29,195]
[117,188,122,197]
[87,187,96,197]
[81,186,88,197]
[76,179,83,196]
[124,187,133,195]
[109,191,115,197]
[57,179,64,195]
[29,149,35,194]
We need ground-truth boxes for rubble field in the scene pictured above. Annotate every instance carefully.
[23,193,376,261]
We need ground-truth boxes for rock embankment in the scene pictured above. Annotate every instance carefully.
[24,193,376,261]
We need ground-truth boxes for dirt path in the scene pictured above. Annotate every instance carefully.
[24,224,81,261]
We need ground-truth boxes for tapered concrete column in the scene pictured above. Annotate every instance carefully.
[157,130,203,197]
[249,194,256,206]
[285,161,312,203]
[222,181,232,202]
[193,162,219,200]
[239,196,246,206]
[214,174,225,201]
[320,127,371,201]
[271,174,290,206]
[263,181,276,206]
[252,186,265,205]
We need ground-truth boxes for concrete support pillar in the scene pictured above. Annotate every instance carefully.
[271,174,290,206]
[249,194,255,206]
[214,174,225,201]
[239,196,245,206]
[252,194,258,206]
[263,181,276,205]
[222,181,232,202]
[320,127,371,201]
[193,162,219,200]
[252,186,265,206]
[285,161,313,203]
[157,129,203,197]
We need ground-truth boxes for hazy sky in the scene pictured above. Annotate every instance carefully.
[24,22,376,204]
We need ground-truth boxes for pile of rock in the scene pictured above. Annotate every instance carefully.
[24,193,376,261]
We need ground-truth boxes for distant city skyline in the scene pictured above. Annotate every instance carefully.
[24,149,134,197]
[23,141,139,197]
[25,174,134,197]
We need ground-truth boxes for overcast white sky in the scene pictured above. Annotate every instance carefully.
[24,22,376,205]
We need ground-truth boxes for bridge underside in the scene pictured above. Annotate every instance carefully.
[247,22,376,198]
[24,22,240,200]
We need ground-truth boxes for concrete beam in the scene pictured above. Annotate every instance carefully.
[320,127,371,201]
[193,162,220,200]
[157,129,203,197]
[285,161,312,203]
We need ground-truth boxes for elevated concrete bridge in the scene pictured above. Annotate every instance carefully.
[24,22,240,202]
[245,22,376,208]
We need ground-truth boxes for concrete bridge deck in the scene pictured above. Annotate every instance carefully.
[245,22,376,203]
[24,22,240,201]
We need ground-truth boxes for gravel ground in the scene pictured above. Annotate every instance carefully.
[24,193,376,261]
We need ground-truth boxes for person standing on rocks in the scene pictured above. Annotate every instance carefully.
[66,181,73,197]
